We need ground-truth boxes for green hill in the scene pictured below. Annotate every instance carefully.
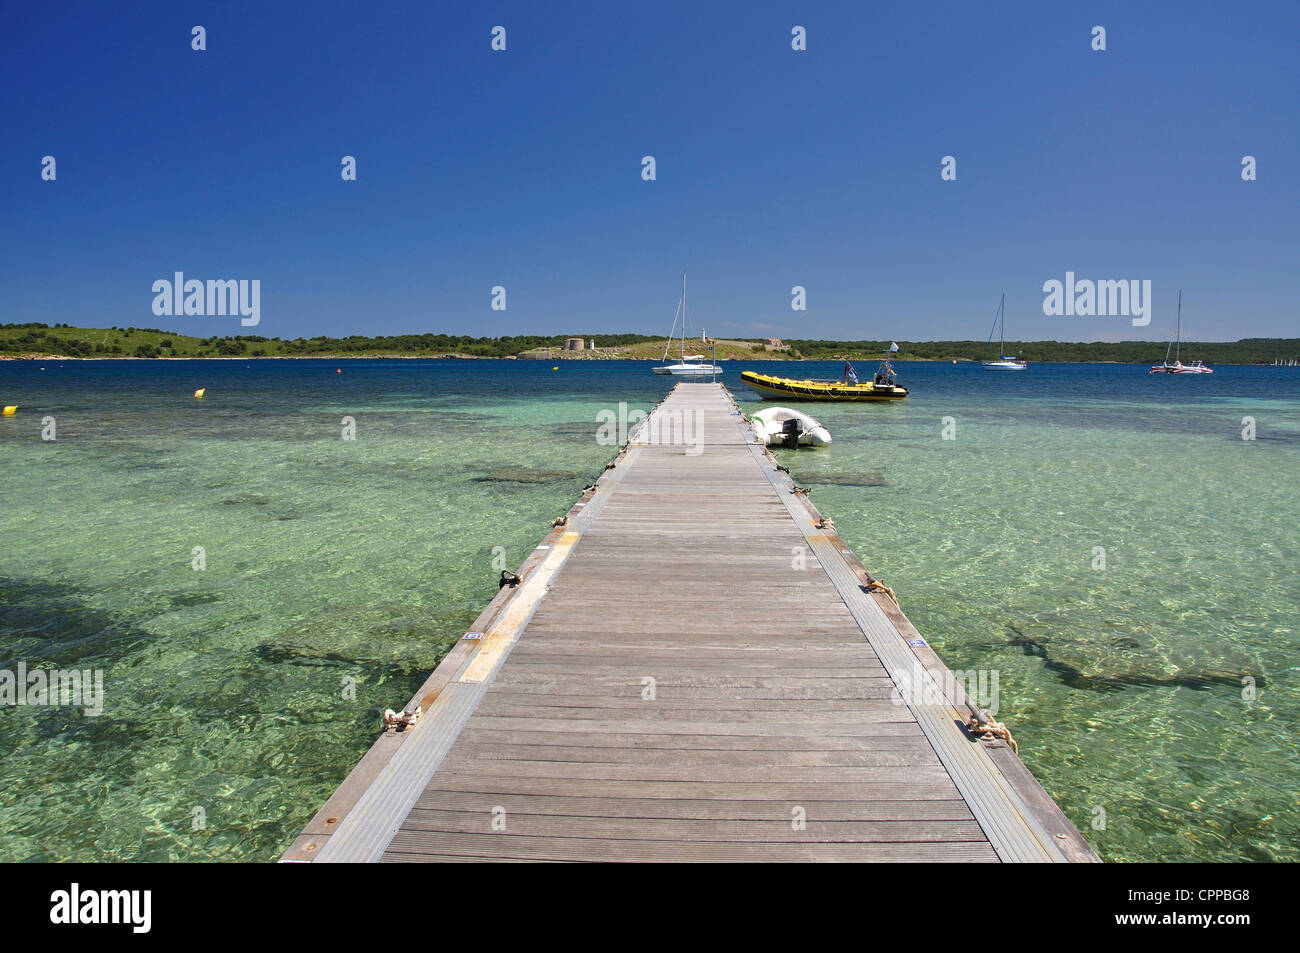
[0,324,665,359]
[3,323,1297,364]
[784,337,1300,364]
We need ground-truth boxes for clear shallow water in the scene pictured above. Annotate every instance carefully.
[1,358,1297,862]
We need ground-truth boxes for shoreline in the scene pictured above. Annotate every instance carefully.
[2,353,1292,366]
[7,327,1296,366]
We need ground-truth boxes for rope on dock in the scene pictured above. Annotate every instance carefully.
[499,570,520,589]
[966,714,1019,754]
[382,706,422,731]
[864,578,898,606]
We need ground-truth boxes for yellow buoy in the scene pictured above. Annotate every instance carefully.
[194,388,206,399]
[2,405,16,416]
[552,366,558,371]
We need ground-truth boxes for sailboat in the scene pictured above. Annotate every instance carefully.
[981,294,1027,370]
[1150,291,1212,374]
[653,272,722,377]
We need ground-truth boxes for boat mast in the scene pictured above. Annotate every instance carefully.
[1174,290,1182,365]
[1163,305,1174,366]
[681,271,687,362]
[984,296,1002,361]
[662,276,684,363]
[1000,293,1006,357]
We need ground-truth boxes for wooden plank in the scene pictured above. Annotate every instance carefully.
[472,696,906,712]
[446,744,940,767]
[430,760,956,784]
[418,777,966,801]
[409,791,977,821]
[380,832,1000,863]
[399,810,991,843]
[468,707,923,725]
[452,728,933,751]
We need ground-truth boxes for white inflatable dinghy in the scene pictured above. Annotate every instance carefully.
[750,407,831,448]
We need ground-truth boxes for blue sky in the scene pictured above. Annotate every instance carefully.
[2,1,1296,342]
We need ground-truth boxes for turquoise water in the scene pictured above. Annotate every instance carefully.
[1,358,1297,861]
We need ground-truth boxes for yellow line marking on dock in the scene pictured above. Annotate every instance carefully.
[460,532,579,682]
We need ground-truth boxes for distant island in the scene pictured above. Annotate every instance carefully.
[3,323,1298,365]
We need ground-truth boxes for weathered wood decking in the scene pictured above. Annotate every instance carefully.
[282,383,1097,863]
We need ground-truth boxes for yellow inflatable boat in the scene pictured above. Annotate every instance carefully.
[741,366,908,402]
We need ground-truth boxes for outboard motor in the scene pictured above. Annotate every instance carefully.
[779,417,803,448]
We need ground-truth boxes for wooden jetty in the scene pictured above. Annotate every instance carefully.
[282,383,1097,863]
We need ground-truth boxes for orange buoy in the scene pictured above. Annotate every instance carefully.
[194,388,206,399]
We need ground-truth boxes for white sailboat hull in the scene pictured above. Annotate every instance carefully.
[1151,362,1213,375]
[653,363,722,376]
[981,360,1027,370]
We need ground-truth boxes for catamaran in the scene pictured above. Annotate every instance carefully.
[1150,291,1212,374]
[982,294,1027,370]
[653,272,722,377]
